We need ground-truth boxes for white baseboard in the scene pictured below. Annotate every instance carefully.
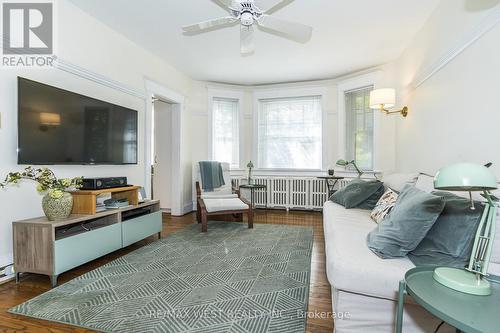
[183,202,194,215]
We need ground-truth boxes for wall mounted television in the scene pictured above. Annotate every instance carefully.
[18,77,138,165]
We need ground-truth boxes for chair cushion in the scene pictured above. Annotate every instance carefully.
[201,193,239,199]
[204,198,249,213]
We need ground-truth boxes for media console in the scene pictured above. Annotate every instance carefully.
[13,200,161,287]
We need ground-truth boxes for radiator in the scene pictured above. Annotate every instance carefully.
[233,176,352,211]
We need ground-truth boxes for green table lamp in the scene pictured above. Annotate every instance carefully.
[336,159,363,178]
[433,163,498,296]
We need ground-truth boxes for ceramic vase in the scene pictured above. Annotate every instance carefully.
[42,192,73,221]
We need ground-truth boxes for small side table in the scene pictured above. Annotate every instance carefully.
[239,184,267,210]
[396,267,500,333]
[317,176,345,198]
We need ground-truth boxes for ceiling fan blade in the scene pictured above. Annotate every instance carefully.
[182,17,238,34]
[241,25,255,55]
[264,0,295,14]
[257,15,312,42]
[211,0,233,11]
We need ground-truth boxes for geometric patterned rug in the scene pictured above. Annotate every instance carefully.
[9,221,313,333]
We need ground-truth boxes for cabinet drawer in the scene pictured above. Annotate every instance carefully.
[122,211,162,247]
[54,223,122,275]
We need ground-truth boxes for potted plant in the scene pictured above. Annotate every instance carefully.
[1,166,83,221]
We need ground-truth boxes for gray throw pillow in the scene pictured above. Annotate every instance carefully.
[408,191,484,268]
[357,185,386,210]
[367,185,445,259]
[330,179,384,209]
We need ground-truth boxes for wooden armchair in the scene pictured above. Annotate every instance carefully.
[194,162,253,232]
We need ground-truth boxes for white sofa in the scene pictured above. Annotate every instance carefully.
[323,175,500,333]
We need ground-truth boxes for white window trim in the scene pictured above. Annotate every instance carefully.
[337,72,381,171]
[252,86,328,171]
[207,87,244,169]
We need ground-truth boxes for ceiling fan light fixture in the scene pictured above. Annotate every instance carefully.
[240,12,255,26]
[182,0,312,55]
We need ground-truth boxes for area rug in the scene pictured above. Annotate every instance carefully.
[10,221,313,333]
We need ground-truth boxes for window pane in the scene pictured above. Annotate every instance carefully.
[258,96,322,169]
[212,98,239,168]
[345,87,374,170]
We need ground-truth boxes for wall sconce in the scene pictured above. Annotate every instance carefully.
[39,112,61,126]
[369,88,408,118]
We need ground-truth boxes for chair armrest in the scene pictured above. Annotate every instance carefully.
[197,197,207,211]
[196,181,202,198]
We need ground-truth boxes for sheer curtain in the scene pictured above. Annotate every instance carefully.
[258,96,322,169]
[345,86,374,170]
[212,97,239,168]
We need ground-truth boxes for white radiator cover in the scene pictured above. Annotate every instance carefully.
[233,177,353,210]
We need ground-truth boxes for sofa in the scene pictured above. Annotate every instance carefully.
[323,173,500,332]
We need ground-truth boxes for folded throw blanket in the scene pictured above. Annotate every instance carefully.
[199,161,225,192]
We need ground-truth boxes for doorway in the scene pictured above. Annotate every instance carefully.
[144,79,185,216]
[152,99,173,212]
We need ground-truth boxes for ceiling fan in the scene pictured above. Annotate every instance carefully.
[182,0,313,55]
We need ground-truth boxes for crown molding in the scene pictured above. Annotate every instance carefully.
[54,57,147,99]
[411,6,500,88]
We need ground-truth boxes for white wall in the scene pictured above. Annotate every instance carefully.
[386,0,500,176]
[0,0,193,266]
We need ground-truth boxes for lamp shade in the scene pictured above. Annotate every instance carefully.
[434,163,498,191]
[370,88,396,109]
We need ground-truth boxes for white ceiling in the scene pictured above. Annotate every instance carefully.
[68,0,440,85]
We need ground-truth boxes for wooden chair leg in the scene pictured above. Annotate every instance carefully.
[201,209,208,232]
[196,202,201,224]
[247,208,254,229]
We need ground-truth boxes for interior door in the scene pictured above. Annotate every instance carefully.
[153,100,173,210]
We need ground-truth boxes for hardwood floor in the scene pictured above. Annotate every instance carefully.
[0,210,333,333]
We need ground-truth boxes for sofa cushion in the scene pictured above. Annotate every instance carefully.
[330,179,384,209]
[383,173,419,192]
[323,201,415,300]
[408,191,484,268]
[370,188,399,223]
[322,201,500,302]
[356,185,386,210]
[367,185,445,259]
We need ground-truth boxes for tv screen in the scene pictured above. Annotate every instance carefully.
[18,77,138,165]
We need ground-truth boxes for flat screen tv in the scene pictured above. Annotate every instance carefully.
[18,77,138,165]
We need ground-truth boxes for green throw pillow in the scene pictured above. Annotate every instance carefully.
[330,179,384,209]
[367,185,445,259]
[408,191,484,268]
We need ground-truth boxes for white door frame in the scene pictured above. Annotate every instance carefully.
[144,78,185,216]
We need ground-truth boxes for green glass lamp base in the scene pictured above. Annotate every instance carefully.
[433,267,491,296]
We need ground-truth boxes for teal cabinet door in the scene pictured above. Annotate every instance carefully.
[54,223,122,275]
[122,211,162,247]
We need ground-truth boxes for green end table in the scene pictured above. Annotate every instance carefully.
[396,266,500,333]
[239,184,267,209]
